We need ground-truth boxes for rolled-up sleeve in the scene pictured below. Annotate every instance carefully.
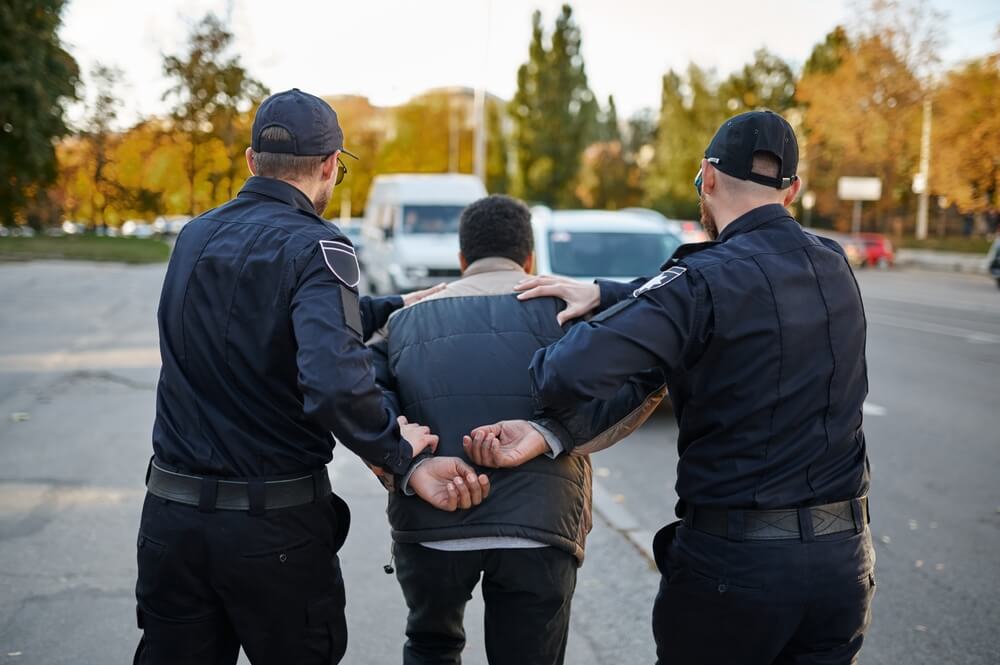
[290,246,413,475]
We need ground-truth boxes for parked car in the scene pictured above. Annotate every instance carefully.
[623,207,709,244]
[988,238,1000,289]
[855,232,895,268]
[362,174,487,294]
[532,207,684,283]
[810,229,867,269]
[61,220,86,235]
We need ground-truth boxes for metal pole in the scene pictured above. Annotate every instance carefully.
[852,200,862,234]
[916,97,932,239]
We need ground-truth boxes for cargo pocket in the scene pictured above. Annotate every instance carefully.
[135,533,167,600]
[307,585,348,664]
[652,521,680,575]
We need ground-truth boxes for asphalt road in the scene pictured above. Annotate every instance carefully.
[0,261,997,664]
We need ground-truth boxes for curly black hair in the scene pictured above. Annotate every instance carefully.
[459,195,534,266]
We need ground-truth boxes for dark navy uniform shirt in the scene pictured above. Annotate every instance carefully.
[152,176,412,478]
[532,204,871,512]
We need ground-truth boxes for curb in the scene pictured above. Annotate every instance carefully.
[591,480,658,569]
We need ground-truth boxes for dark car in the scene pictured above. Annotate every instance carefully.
[856,232,895,268]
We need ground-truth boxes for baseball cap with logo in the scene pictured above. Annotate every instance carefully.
[704,110,798,189]
[251,88,358,159]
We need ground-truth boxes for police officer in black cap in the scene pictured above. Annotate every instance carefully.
[467,110,876,664]
[134,88,490,665]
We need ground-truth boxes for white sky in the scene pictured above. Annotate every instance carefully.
[61,0,1000,128]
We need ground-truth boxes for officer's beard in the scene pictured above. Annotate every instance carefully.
[700,198,719,240]
[313,186,333,216]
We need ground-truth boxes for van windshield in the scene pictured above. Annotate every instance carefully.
[548,231,681,278]
[400,205,464,234]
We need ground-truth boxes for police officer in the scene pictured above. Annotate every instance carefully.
[466,111,875,664]
[135,89,490,665]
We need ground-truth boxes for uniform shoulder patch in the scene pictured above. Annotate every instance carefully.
[319,239,360,288]
[633,266,687,298]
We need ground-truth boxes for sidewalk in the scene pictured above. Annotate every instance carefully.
[895,248,989,274]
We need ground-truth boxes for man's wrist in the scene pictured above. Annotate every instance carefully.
[528,422,564,458]
[400,454,433,495]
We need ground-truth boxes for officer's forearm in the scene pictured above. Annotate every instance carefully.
[359,295,404,341]
[596,279,640,312]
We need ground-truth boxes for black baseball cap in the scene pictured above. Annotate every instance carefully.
[705,110,798,189]
[251,88,358,159]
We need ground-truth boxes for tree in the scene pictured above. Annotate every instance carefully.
[0,0,79,226]
[932,51,1000,214]
[80,63,123,227]
[625,107,657,157]
[797,36,923,230]
[510,5,597,206]
[163,14,267,215]
[643,65,726,219]
[804,25,850,76]
[575,141,641,210]
[485,97,509,194]
[718,48,796,113]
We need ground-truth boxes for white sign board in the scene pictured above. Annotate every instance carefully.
[838,177,882,201]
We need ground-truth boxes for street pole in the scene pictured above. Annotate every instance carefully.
[852,200,862,235]
[915,97,932,240]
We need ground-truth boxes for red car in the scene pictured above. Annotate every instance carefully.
[855,233,895,268]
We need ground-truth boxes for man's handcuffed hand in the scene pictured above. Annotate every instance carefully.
[463,420,548,468]
[514,275,600,325]
[409,457,491,511]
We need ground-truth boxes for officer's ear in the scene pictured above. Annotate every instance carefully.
[458,252,469,272]
[701,159,717,197]
[319,150,340,184]
[782,177,802,208]
[245,148,257,176]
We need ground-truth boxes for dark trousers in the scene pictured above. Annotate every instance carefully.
[651,521,876,665]
[393,542,578,665]
[133,491,351,665]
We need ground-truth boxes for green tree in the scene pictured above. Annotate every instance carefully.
[804,25,850,76]
[643,65,726,218]
[575,141,641,210]
[625,107,656,157]
[0,0,79,226]
[485,97,509,194]
[163,14,267,215]
[510,5,597,206]
[718,48,796,113]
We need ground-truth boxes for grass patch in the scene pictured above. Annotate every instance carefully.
[896,236,994,255]
[0,235,171,264]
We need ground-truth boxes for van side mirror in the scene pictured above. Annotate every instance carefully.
[383,225,394,240]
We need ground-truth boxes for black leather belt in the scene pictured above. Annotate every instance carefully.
[146,459,331,512]
[684,497,869,541]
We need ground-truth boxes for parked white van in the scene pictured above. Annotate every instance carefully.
[362,174,487,294]
[531,207,684,283]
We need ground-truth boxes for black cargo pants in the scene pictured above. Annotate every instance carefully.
[133,490,351,665]
[651,521,876,665]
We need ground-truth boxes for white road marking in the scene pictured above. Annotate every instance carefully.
[863,402,887,416]
[867,313,1000,344]
[0,347,161,372]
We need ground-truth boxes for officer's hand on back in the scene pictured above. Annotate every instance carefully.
[398,415,439,457]
[514,275,600,325]
[401,282,448,307]
[409,457,491,511]
[463,420,549,468]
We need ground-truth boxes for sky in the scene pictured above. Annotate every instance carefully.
[60,0,1000,128]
